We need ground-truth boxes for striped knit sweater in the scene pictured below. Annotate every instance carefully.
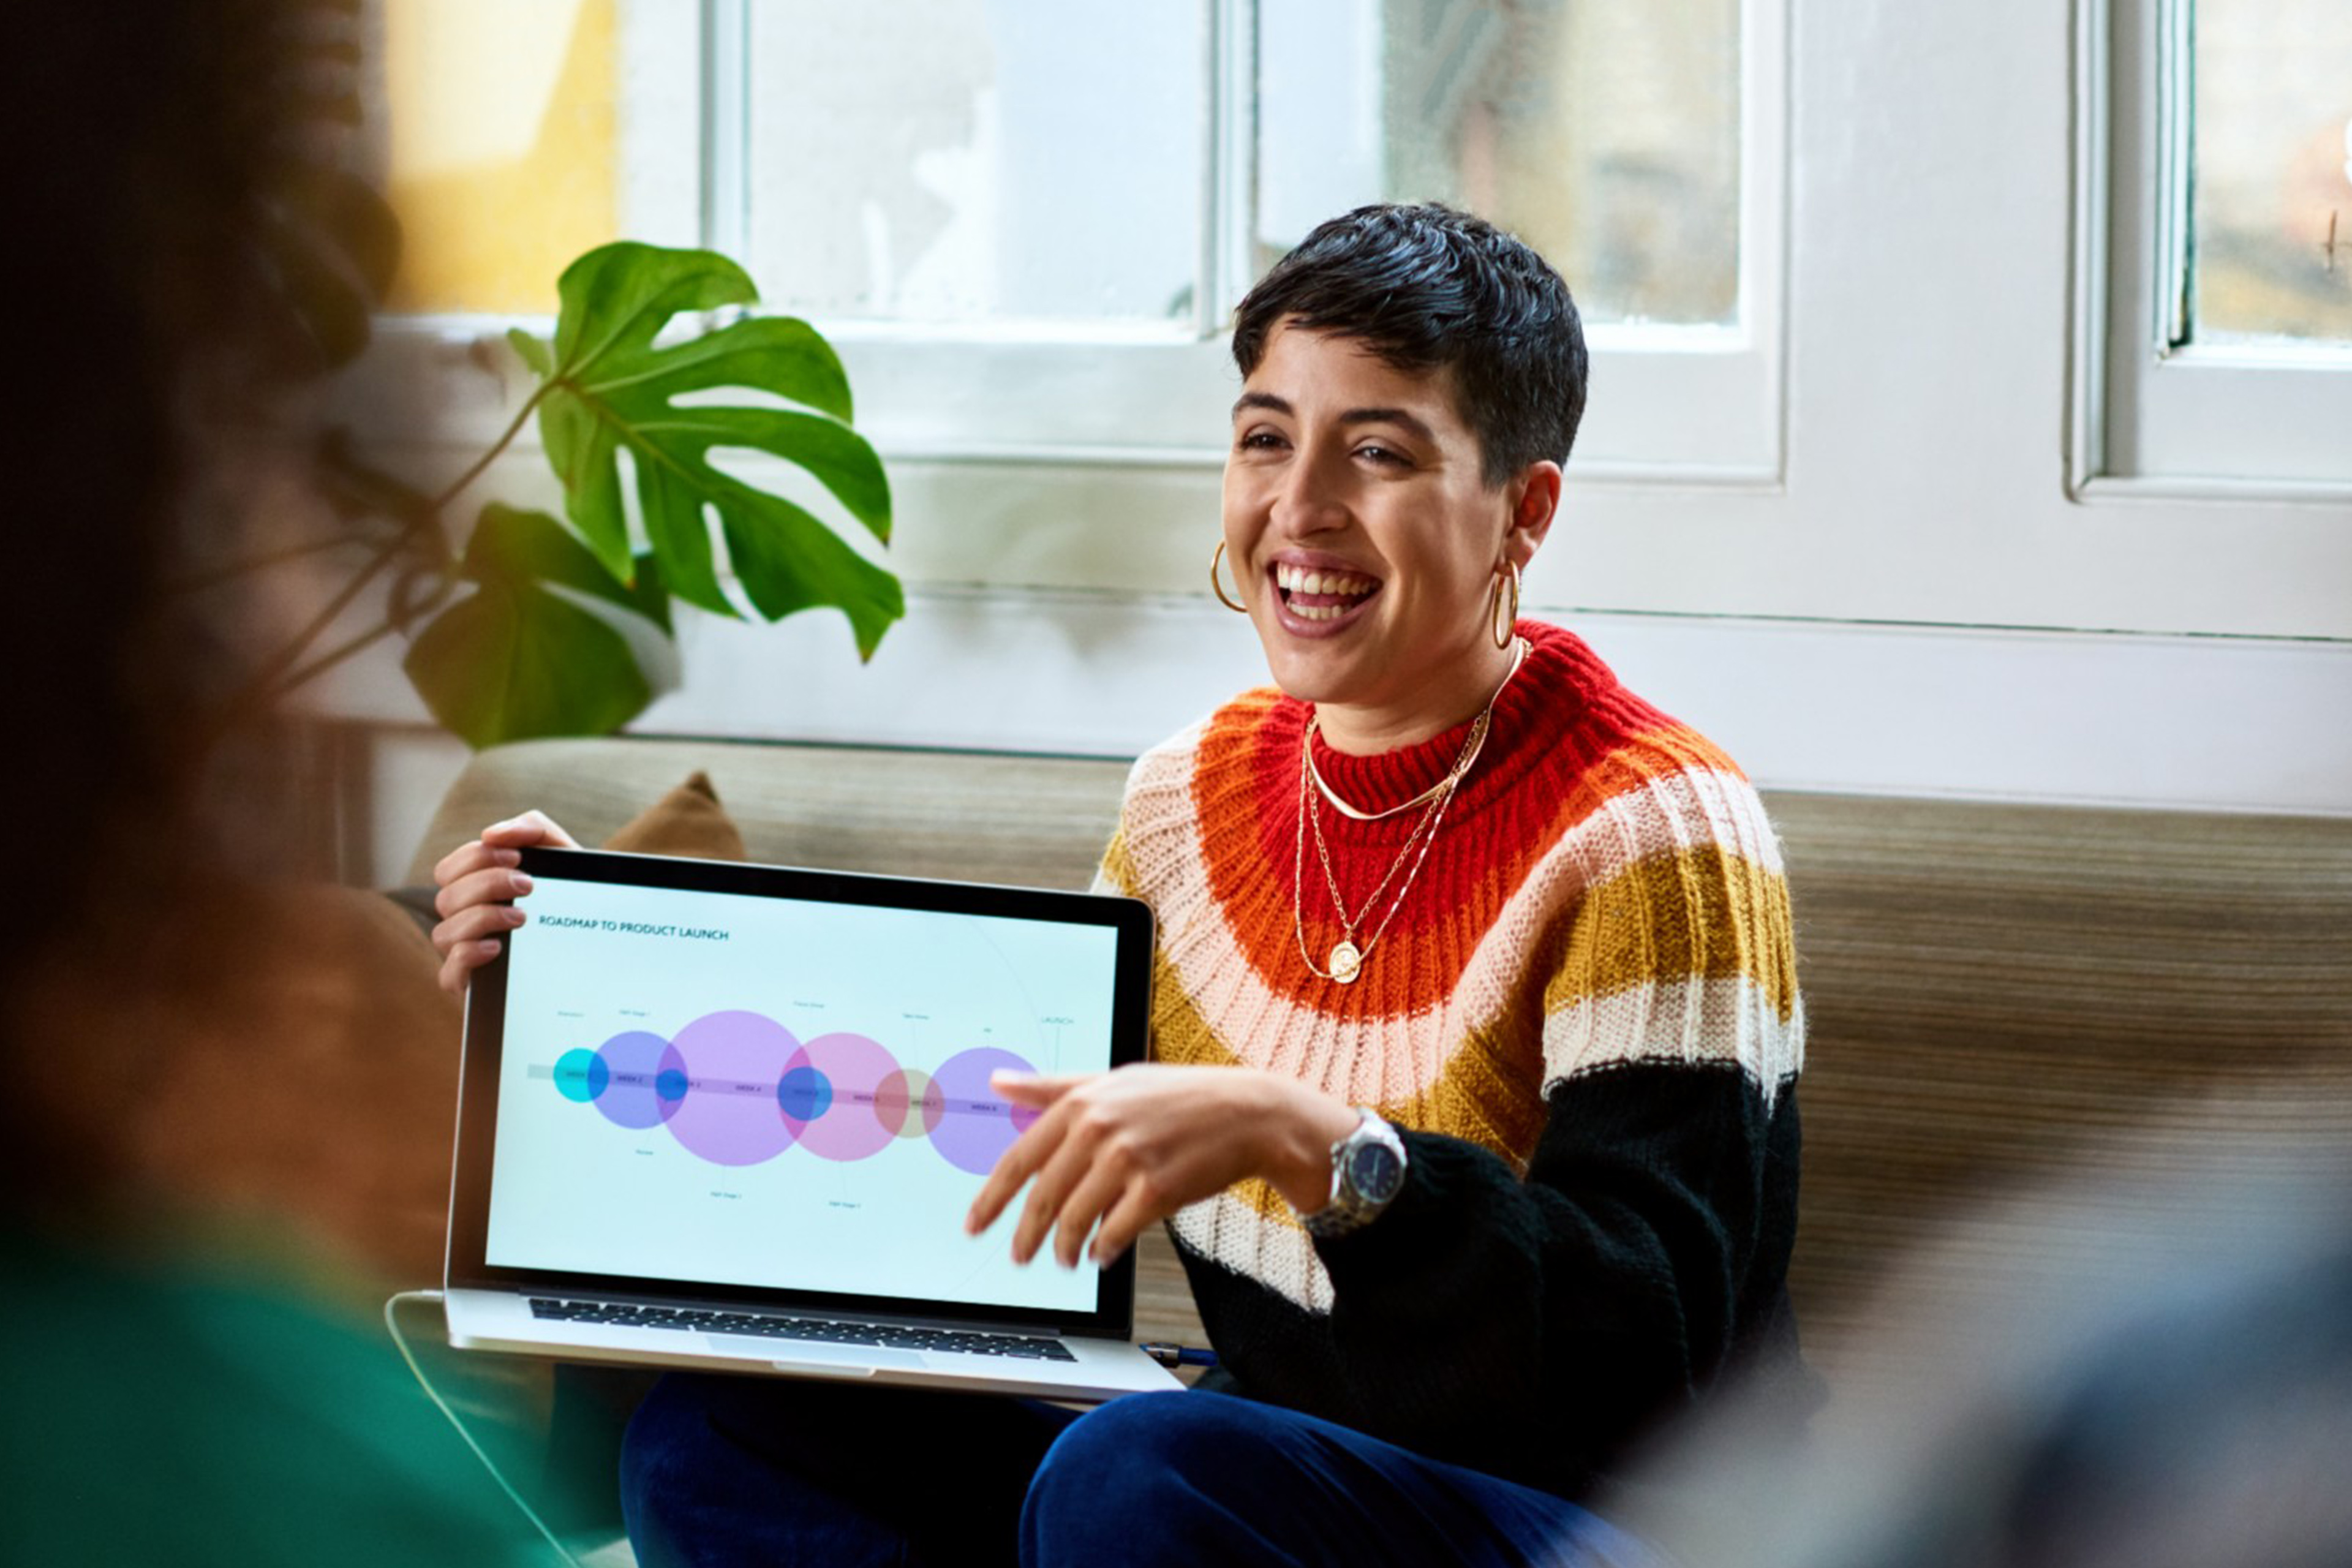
[1096,620,1808,1499]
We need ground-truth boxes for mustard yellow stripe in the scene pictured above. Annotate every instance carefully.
[1145,944,1231,1070]
[1398,1008,1548,1167]
[1140,954,1306,1230]
[1231,1175,1302,1229]
[1546,847,1798,1022]
[1098,826,1137,899]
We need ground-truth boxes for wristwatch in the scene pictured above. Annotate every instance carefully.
[1300,1109,1408,1239]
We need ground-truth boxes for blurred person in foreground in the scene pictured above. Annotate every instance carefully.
[1615,1143,2352,1568]
[0,8,554,1562]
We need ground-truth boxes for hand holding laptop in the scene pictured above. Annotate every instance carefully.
[430,811,577,993]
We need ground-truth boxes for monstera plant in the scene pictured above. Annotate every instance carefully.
[226,242,899,749]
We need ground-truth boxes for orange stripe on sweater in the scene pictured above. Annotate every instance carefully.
[1184,696,1765,1017]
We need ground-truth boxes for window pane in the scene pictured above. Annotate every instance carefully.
[1259,0,1741,328]
[2190,0,2352,345]
[364,0,695,317]
[745,1,1206,328]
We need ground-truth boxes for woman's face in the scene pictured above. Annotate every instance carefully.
[1221,320,1557,752]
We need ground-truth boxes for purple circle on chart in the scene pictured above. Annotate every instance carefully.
[664,1011,804,1166]
[788,1033,900,1163]
[927,1047,1041,1176]
[592,1031,688,1131]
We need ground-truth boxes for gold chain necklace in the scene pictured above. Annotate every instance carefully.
[1305,636,1526,821]
[1291,637,1529,985]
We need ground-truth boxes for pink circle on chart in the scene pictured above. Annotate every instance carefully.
[927,1047,1041,1176]
[789,1033,900,1162]
[664,1011,803,1166]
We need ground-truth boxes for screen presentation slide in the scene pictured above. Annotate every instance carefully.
[482,870,1118,1314]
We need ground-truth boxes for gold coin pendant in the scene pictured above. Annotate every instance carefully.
[1328,940,1363,984]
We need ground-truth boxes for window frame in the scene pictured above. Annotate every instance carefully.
[2070,0,2352,500]
[358,0,1790,486]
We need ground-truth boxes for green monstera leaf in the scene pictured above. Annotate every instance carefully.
[517,242,901,658]
[404,504,666,748]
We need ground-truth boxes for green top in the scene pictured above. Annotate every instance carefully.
[2,1227,561,1567]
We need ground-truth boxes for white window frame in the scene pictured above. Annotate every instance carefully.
[357,0,1788,486]
[2071,0,2352,500]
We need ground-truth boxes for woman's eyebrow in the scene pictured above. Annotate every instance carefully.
[1230,391,1438,447]
[1336,407,1437,444]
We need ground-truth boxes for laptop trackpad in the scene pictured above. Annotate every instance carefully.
[707,1335,925,1370]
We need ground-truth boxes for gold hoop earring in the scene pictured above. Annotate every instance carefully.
[1488,561,1521,649]
[1210,540,1248,614]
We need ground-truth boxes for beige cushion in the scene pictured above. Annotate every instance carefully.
[601,771,747,862]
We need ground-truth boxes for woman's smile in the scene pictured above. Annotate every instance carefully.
[1270,552,1382,631]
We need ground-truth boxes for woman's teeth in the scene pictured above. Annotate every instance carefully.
[1274,563,1378,621]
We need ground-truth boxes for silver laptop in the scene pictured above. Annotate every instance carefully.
[441,845,1182,1401]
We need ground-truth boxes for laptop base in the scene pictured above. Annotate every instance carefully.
[444,1289,1182,1403]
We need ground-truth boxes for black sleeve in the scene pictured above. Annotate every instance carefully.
[1310,1061,1804,1495]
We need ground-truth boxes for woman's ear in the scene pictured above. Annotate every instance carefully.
[1502,460,1563,569]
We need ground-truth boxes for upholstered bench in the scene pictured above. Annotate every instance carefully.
[388,736,2352,1557]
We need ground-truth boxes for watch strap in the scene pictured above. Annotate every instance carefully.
[1300,1109,1407,1239]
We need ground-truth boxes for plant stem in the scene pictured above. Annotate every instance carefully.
[172,529,383,594]
[268,617,404,698]
[213,380,546,738]
[214,530,410,734]
[270,559,464,699]
[429,383,549,513]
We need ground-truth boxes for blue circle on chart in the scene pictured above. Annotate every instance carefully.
[777,1065,834,1124]
[655,1068,690,1103]
[554,1048,609,1103]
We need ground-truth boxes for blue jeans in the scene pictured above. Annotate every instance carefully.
[619,1373,1666,1567]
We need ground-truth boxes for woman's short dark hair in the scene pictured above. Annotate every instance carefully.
[1231,203,1589,487]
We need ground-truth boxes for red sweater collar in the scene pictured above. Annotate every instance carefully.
[1287,622,1619,819]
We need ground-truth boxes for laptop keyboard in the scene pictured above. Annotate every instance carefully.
[527,1298,1077,1361]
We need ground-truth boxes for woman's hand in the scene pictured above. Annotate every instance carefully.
[963,1064,1359,1268]
[428,810,579,993]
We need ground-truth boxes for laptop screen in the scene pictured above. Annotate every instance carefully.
[447,846,1155,1336]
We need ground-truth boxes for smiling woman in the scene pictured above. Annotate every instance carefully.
[1214,202,1583,757]
[1221,325,1557,754]
[450,204,1814,1568]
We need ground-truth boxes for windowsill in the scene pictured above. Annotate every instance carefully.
[2067,473,2352,507]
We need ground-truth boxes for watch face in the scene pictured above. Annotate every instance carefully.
[1346,1141,1404,1205]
